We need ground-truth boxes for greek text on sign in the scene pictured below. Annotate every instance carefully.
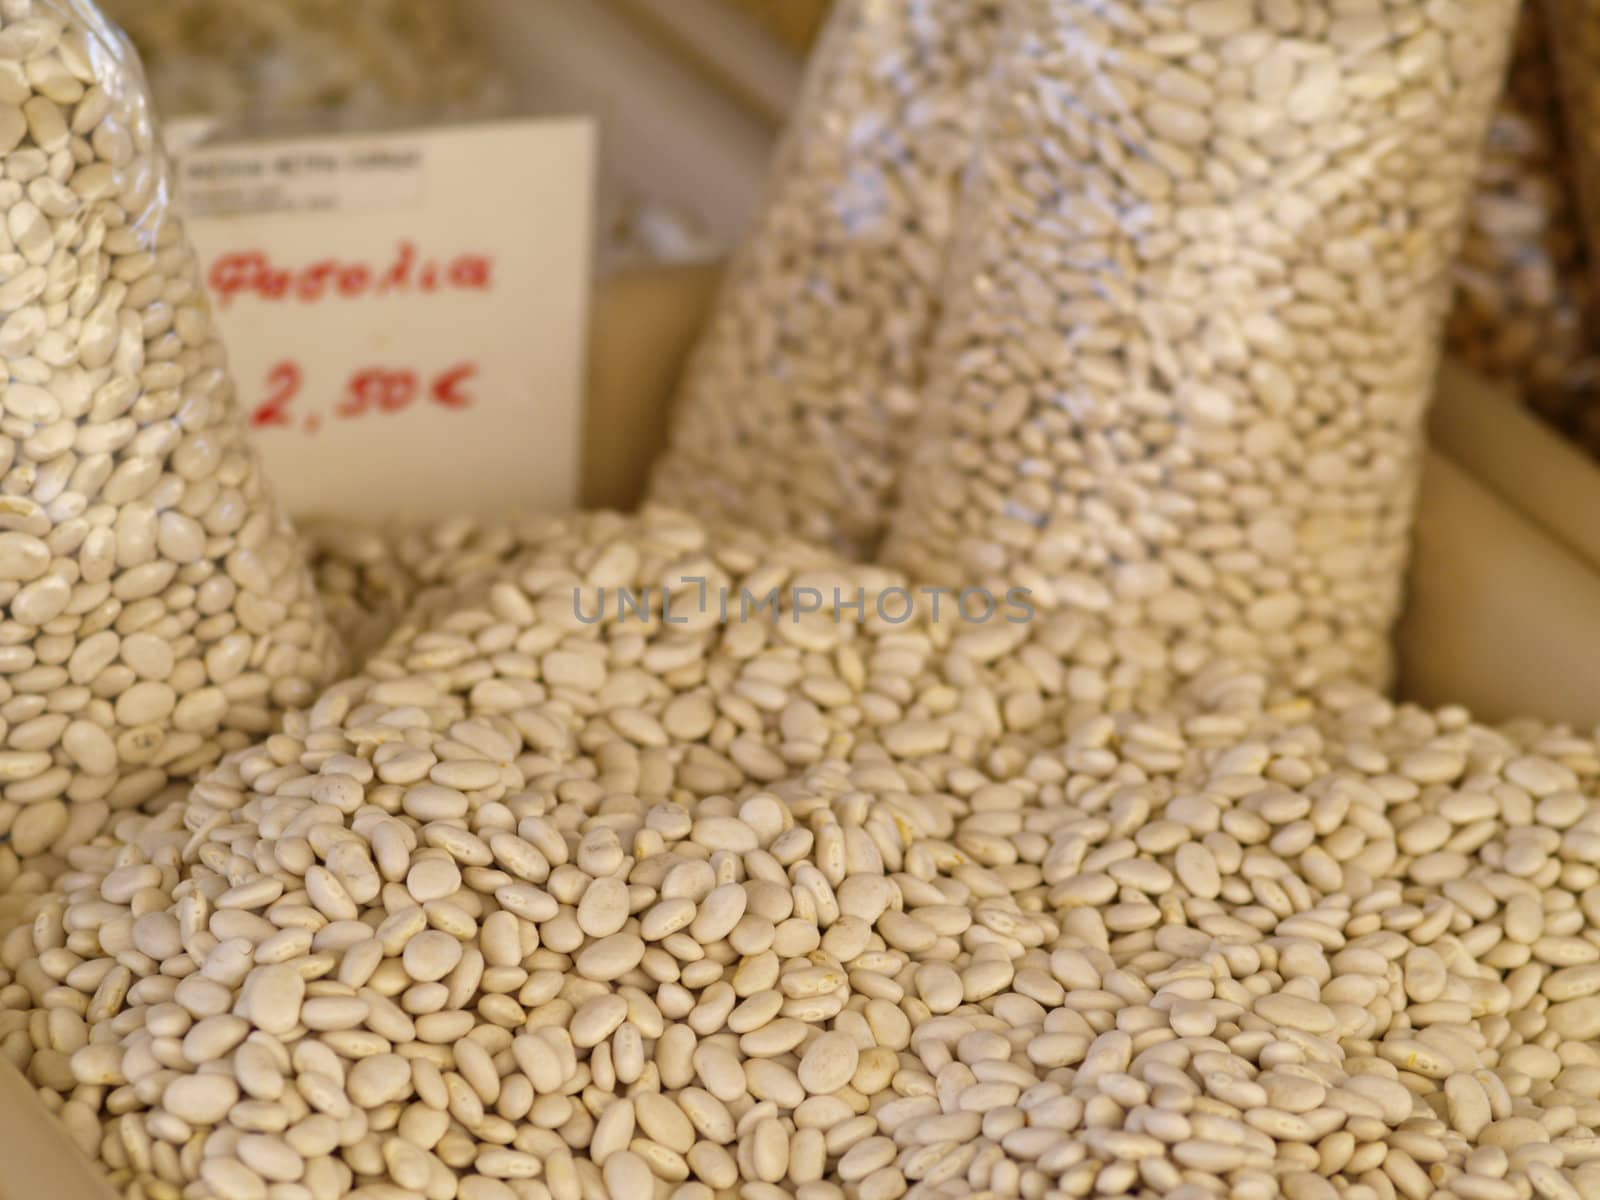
[208,243,494,308]
[176,118,595,523]
[177,134,425,218]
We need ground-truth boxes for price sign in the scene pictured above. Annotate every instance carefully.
[175,117,596,523]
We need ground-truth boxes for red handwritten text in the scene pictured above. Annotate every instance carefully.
[250,359,479,432]
[211,241,494,308]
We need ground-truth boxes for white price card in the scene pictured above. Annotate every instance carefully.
[174,117,596,523]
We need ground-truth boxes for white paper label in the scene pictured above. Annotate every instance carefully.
[175,117,596,523]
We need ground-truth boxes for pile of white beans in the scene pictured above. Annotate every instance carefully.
[0,508,1594,1200]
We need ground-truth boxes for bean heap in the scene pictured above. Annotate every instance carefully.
[649,0,1000,559]
[885,0,1519,699]
[1447,5,1600,446]
[0,0,338,863]
[0,508,1597,1200]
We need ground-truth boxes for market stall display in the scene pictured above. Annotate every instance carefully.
[5,2,1600,1200]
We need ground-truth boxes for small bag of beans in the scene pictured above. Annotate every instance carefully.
[649,0,1000,559]
[885,0,1519,706]
[1448,5,1600,440]
[0,0,340,859]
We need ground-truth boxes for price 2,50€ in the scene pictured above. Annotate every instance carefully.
[249,359,478,434]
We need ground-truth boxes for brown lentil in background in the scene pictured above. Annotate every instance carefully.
[1448,4,1600,453]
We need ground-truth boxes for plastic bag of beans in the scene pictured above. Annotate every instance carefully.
[95,0,512,129]
[648,0,1000,559]
[885,0,1519,707]
[1448,5,1600,441]
[0,0,340,860]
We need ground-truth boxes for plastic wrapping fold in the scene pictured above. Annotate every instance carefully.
[649,0,1001,558]
[0,0,339,862]
[884,0,1520,707]
[1399,448,1600,729]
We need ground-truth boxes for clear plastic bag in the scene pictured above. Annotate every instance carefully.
[648,0,1000,559]
[885,0,1519,706]
[0,0,339,858]
[1448,5,1600,430]
[95,0,512,130]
